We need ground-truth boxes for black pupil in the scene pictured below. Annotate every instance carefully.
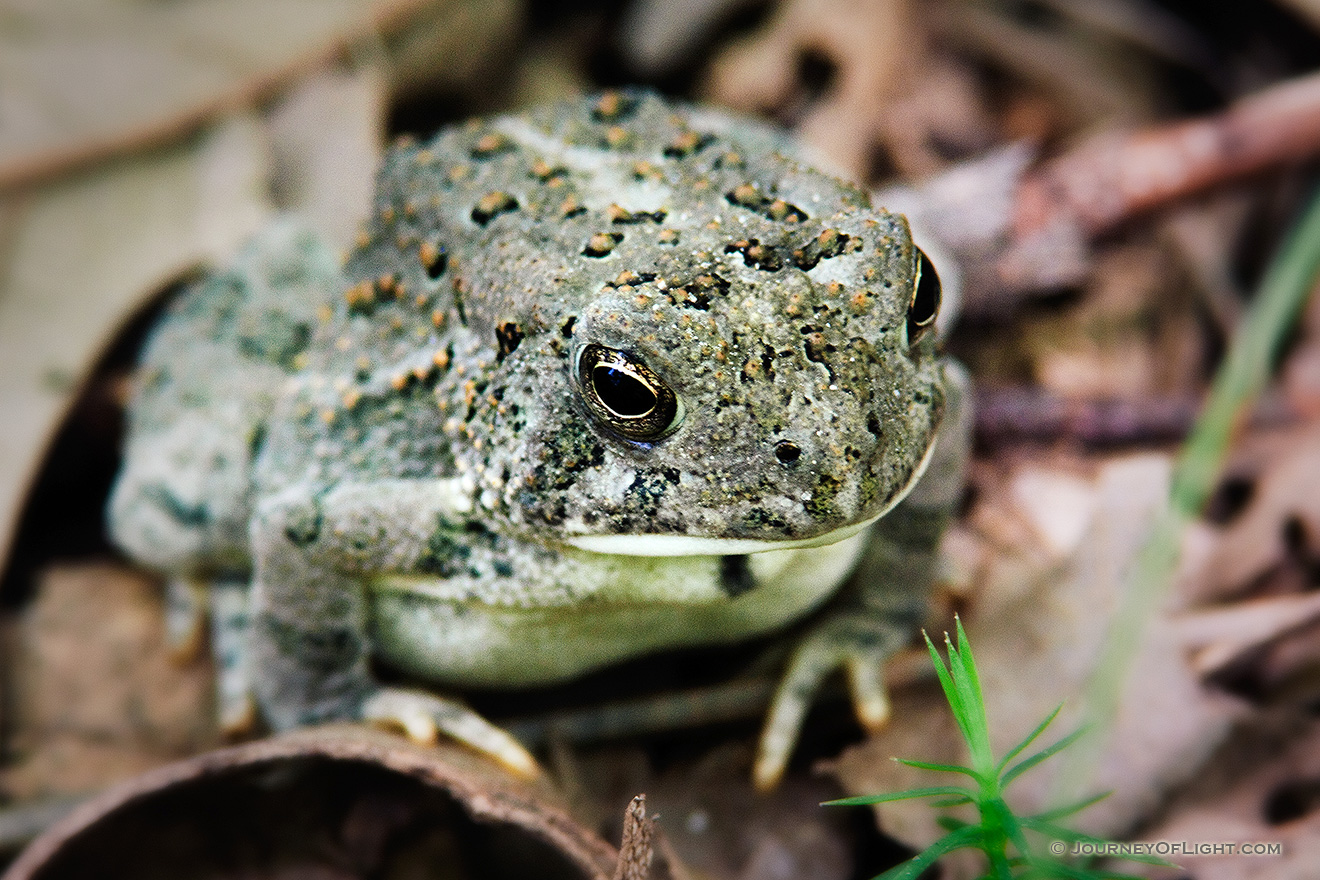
[594,365,656,417]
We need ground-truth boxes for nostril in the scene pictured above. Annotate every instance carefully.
[774,441,801,464]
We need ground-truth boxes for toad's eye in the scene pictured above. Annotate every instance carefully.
[577,344,682,442]
[907,247,941,347]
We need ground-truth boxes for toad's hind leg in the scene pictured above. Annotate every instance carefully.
[755,361,971,790]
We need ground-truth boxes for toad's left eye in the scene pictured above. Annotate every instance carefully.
[577,344,682,442]
[907,247,941,347]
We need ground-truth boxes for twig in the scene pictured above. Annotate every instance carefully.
[904,71,1320,309]
[972,385,1298,448]
[612,795,655,880]
[1016,69,1320,238]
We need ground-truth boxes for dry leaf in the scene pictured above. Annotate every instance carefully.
[1141,717,1320,879]
[0,0,432,188]
[701,0,916,180]
[5,726,619,880]
[266,66,387,248]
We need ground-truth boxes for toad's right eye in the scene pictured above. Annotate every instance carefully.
[577,344,683,442]
[906,247,941,347]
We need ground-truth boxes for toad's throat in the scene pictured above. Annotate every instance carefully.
[564,436,938,558]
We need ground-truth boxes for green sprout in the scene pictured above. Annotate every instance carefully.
[825,618,1170,879]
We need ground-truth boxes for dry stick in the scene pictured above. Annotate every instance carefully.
[612,795,655,880]
[970,72,1320,441]
[1013,68,1320,240]
[992,74,1320,433]
[972,386,1297,447]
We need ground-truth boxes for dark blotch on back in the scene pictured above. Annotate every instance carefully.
[725,239,784,271]
[471,193,519,226]
[669,273,728,310]
[724,185,809,224]
[495,322,524,362]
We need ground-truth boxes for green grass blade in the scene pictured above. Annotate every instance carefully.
[983,797,1032,860]
[948,620,995,772]
[823,786,972,806]
[995,704,1064,776]
[1169,194,1320,516]
[1026,791,1111,823]
[924,631,965,716]
[873,825,983,880]
[987,846,1015,880]
[896,757,984,781]
[936,815,972,831]
[954,618,988,716]
[1003,727,1087,788]
[925,630,987,766]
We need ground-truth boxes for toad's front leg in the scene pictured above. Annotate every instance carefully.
[756,361,972,790]
[248,479,538,777]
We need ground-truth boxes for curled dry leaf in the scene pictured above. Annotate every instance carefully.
[4,726,619,880]
[701,0,994,181]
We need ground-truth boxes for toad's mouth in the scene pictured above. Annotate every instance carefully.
[563,436,938,557]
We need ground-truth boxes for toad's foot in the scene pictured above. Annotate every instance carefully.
[360,687,541,779]
[754,612,908,791]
